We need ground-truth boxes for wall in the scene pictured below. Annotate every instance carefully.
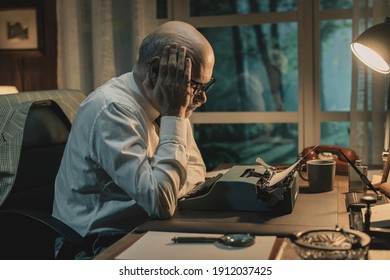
[0,0,57,92]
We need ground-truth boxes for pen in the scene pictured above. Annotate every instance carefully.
[172,233,255,247]
[172,237,220,243]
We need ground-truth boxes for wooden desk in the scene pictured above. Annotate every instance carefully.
[95,174,390,260]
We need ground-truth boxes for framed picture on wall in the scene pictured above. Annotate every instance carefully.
[0,1,43,55]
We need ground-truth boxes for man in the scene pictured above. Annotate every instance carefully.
[52,21,215,258]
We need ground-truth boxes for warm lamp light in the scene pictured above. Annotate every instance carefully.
[351,17,390,153]
[351,17,390,74]
[0,85,19,94]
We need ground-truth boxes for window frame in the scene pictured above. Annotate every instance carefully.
[145,0,356,156]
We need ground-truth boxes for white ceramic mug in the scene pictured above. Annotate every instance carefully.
[299,159,336,192]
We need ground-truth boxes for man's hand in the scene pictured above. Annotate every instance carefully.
[146,43,193,119]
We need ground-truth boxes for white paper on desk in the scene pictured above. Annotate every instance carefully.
[115,231,276,260]
[265,144,318,186]
[268,161,301,186]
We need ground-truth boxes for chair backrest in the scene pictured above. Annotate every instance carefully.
[0,100,71,214]
[0,91,87,259]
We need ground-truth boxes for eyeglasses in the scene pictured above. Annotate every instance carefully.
[190,77,216,96]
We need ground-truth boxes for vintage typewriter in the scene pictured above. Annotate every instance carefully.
[178,164,299,214]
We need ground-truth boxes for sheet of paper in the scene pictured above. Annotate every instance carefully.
[115,231,276,260]
[269,160,301,186]
[266,144,318,186]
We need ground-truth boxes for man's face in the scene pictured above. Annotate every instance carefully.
[185,61,215,118]
[142,42,215,119]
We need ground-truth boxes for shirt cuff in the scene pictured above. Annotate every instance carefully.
[159,116,187,146]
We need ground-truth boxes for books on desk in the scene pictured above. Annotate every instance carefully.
[115,231,276,260]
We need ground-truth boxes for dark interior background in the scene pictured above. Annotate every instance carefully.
[0,0,57,92]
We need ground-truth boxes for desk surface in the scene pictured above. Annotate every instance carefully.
[95,174,390,260]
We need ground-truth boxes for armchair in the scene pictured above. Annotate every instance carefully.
[0,90,88,259]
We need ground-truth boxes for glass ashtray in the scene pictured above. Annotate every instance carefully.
[291,227,371,260]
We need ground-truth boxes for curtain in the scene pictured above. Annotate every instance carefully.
[350,0,390,165]
[56,0,146,94]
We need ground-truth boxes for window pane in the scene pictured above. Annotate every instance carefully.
[190,0,297,17]
[320,122,350,147]
[194,123,298,171]
[348,121,378,163]
[355,69,373,111]
[320,19,352,111]
[198,23,298,112]
[156,0,168,18]
[320,0,354,10]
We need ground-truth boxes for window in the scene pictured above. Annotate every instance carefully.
[152,0,364,171]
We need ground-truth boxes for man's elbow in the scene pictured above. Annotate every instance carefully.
[147,180,180,219]
[158,210,175,219]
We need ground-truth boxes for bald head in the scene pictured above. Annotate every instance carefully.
[134,21,214,82]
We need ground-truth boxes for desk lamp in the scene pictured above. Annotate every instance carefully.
[350,21,390,246]
[351,17,390,74]
[350,17,390,166]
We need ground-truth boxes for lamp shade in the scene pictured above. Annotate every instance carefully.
[351,17,390,74]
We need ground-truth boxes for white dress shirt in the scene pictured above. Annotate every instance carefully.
[52,72,206,237]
